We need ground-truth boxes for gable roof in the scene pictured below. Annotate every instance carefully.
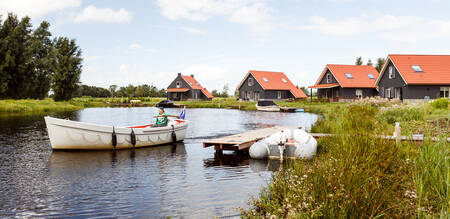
[312,65,379,88]
[180,75,214,99]
[237,70,307,98]
[376,54,450,85]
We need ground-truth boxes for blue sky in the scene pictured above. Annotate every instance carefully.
[1,0,450,93]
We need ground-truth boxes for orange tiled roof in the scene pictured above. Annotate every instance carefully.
[181,75,214,98]
[246,70,307,98]
[308,83,339,89]
[385,54,450,85]
[167,88,189,92]
[314,65,379,88]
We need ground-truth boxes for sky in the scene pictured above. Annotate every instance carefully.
[1,0,450,93]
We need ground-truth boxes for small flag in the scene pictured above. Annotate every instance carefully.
[179,106,186,120]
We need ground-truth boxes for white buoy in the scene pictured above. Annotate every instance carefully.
[249,140,269,159]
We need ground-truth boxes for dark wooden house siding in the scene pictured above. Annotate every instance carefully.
[378,61,443,100]
[167,74,209,100]
[316,69,377,99]
[238,74,294,101]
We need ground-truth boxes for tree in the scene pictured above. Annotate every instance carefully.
[52,37,82,101]
[0,14,33,99]
[355,57,363,65]
[375,58,386,72]
[117,86,126,97]
[300,86,309,96]
[109,84,117,97]
[28,21,54,99]
[125,84,135,97]
[211,89,220,97]
[221,84,229,97]
[367,59,373,66]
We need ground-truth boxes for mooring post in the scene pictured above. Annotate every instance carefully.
[394,122,401,145]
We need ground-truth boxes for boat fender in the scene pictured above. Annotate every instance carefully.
[130,129,136,147]
[112,127,117,148]
[171,125,177,142]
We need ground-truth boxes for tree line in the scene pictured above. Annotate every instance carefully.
[0,13,82,101]
[74,84,167,98]
[355,56,386,72]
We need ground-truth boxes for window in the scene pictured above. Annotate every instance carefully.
[385,88,391,98]
[368,73,375,79]
[388,66,395,79]
[176,81,181,88]
[345,73,353,79]
[173,92,178,98]
[440,87,450,98]
[277,91,282,99]
[263,77,269,83]
[394,88,401,99]
[246,91,251,99]
[335,89,339,98]
[282,78,288,84]
[326,74,331,83]
[248,78,254,86]
[356,89,363,98]
[411,65,423,72]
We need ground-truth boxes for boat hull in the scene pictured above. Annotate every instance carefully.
[255,104,281,112]
[45,116,188,150]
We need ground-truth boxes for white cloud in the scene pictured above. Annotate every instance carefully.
[0,0,81,19]
[298,14,450,43]
[74,5,132,23]
[129,43,142,49]
[181,27,206,35]
[156,0,278,35]
[119,64,129,72]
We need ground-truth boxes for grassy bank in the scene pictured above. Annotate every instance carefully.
[241,101,449,218]
[0,98,106,114]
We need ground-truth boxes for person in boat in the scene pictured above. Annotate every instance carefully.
[153,107,168,127]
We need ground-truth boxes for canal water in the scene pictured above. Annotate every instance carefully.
[0,107,318,218]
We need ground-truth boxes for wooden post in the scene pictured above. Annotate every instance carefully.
[394,122,401,145]
[310,88,313,102]
[238,104,241,110]
[218,103,220,108]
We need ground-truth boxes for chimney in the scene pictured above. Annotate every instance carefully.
[190,74,194,78]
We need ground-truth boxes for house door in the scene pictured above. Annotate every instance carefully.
[254,91,260,101]
[395,88,402,100]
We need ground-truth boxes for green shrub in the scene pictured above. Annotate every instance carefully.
[431,98,449,109]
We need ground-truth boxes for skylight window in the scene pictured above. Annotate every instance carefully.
[368,73,375,79]
[281,78,288,83]
[263,77,269,82]
[345,73,353,79]
[411,65,423,72]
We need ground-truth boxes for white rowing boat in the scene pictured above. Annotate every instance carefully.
[255,100,280,112]
[44,116,188,150]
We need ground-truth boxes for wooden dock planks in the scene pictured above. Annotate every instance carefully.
[203,126,295,151]
[203,128,449,153]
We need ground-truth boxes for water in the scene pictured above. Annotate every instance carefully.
[0,107,318,218]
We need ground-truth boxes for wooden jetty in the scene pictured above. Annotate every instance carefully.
[203,127,449,153]
[203,126,295,152]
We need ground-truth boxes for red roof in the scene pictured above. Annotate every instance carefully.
[313,65,379,88]
[308,83,339,89]
[181,75,214,99]
[380,54,450,85]
[238,70,307,98]
[167,88,189,92]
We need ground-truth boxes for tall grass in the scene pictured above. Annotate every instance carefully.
[242,105,416,218]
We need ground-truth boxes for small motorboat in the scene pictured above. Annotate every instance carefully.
[249,128,317,160]
[255,100,280,112]
[156,99,174,108]
[44,116,188,150]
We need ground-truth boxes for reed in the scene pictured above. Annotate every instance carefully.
[241,103,449,218]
